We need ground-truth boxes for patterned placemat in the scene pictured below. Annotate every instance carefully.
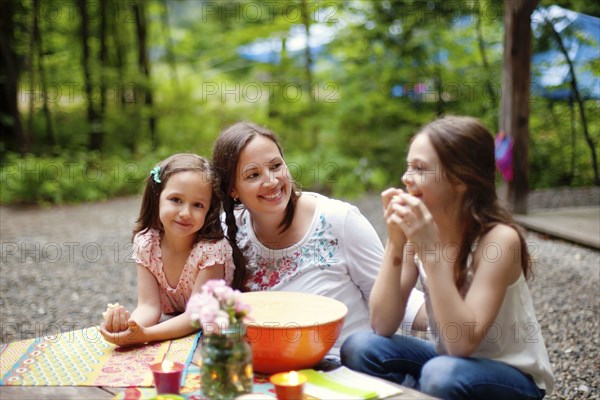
[0,327,200,387]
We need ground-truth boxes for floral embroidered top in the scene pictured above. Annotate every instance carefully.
[233,192,424,357]
[132,229,235,314]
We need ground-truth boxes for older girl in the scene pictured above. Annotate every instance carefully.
[341,116,553,399]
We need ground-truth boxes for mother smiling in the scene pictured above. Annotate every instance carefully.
[211,121,426,362]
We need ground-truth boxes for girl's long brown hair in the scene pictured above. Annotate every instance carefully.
[212,122,300,290]
[416,116,532,288]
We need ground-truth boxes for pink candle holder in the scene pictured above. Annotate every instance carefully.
[269,371,308,400]
[150,360,184,395]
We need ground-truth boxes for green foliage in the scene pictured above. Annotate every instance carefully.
[530,100,600,188]
[3,0,598,205]
[287,146,386,199]
[0,152,155,205]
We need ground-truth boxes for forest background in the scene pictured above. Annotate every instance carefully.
[1,0,599,205]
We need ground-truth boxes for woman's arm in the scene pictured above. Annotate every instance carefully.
[341,205,384,302]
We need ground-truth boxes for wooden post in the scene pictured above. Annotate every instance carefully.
[499,0,539,214]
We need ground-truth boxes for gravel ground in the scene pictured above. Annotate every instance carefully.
[1,193,598,399]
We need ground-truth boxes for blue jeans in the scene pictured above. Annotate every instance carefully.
[341,332,546,400]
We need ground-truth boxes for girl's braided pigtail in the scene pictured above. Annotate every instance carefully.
[223,200,247,291]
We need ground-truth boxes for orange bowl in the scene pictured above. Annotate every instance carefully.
[240,291,348,374]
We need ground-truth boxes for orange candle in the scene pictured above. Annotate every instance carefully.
[150,360,184,395]
[269,371,307,400]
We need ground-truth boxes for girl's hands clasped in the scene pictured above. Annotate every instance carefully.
[382,188,439,262]
[382,188,408,244]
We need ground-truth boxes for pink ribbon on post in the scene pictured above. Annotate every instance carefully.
[495,131,513,181]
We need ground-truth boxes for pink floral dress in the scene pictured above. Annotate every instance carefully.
[132,229,234,314]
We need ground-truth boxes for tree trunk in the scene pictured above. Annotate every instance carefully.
[268,36,288,119]
[111,4,127,110]
[499,0,539,214]
[0,1,26,155]
[96,0,107,151]
[36,1,55,153]
[475,1,498,130]
[160,0,179,88]
[432,29,444,116]
[27,0,38,152]
[300,0,317,148]
[300,0,314,101]
[78,0,101,151]
[569,100,576,183]
[133,1,156,149]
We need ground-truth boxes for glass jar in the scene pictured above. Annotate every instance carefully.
[199,326,253,399]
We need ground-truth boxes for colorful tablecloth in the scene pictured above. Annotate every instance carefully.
[0,327,200,387]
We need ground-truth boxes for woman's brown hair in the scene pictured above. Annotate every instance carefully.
[416,116,532,288]
[212,122,300,290]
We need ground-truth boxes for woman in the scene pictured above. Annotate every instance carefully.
[212,121,426,361]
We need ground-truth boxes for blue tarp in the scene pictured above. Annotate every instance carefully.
[237,24,335,64]
[237,5,599,100]
[532,6,600,100]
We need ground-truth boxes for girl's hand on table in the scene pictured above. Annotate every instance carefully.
[102,305,131,333]
[99,319,146,346]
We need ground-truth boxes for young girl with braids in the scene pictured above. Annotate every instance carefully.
[341,116,553,399]
[100,153,238,346]
[211,122,426,362]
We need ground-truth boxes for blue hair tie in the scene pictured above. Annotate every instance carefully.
[150,166,161,183]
